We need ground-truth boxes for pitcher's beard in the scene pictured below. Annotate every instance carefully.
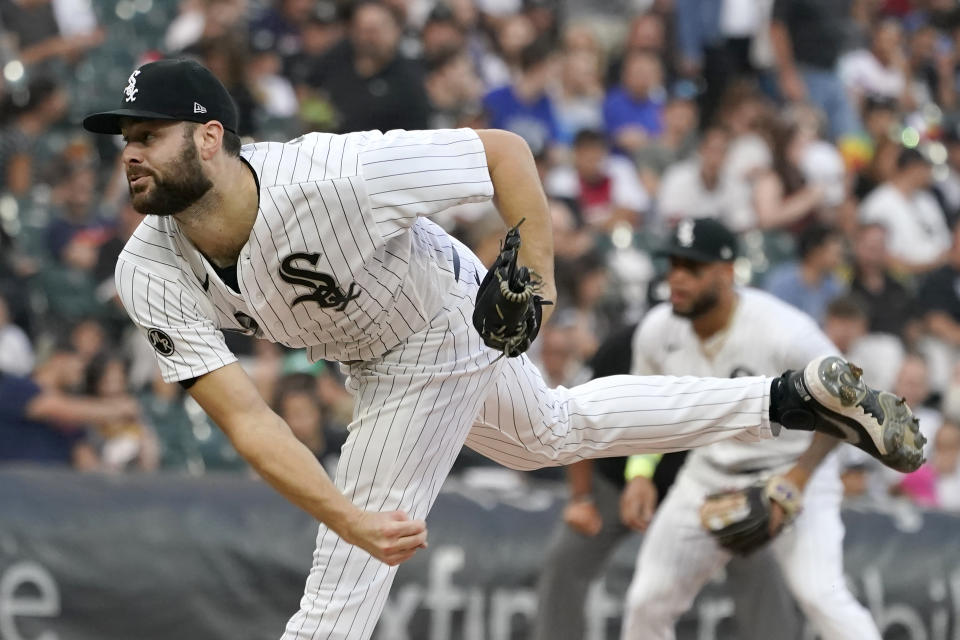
[130,140,213,217]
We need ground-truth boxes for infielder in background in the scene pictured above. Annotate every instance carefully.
[620,219,881,640]
[83,59,921,640]
[533,320,802,640]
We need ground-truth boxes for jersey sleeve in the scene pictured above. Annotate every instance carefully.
[115,258,237,383]
[357,128,494,238]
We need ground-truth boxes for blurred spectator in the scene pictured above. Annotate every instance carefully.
[83,352,159,472]
[822,295,869,355]
[918,223,960,391]
[554,250,611,360]
[715,83,774,232]
[823,293,905,392]
[0,293,32,375]
[789,103,848,210]
[480,13,536,88]
[603,50,665,154]
[852,96,901,201]
[247,33,299,120]
[847,222,915,338]
[248,0,312,60]
[932,419,960,511]
[674,0,771,124]
[297,0,430,133]
[69,318,108,365]
[521,0,560,43]
[770,0,861,139]
[0,0,103,68]
[751,118,828,231]
[0,347,137,469]
[38,160,112,326]
[0,75,68,198]
[425,49,483,129]
[764,223,846,324]
[165,0,247,54]
[544,129,649,230]
[905,23,955,113]
[483,38,560,152]
[45,159,110,263]
[535,321,583,387]
[860,147,951,274]
[893,353,941,448]
[839,18,910,111]
[935,118,960,227]
[286,2,344,89]
[605,12,670,87]
[274,372,336,467]
[421,2,466,62]
[549,198,593,261]
[890,353,943,507]
[553,46,604,144]
[656,124,729,226]
[633,84,699,196]
[139,372,200,472]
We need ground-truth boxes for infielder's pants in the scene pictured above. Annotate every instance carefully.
[281,252,775,640]
[621,456,881,640]
[532,474,802,640]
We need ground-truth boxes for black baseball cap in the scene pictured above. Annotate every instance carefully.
[82,58,239,135]
[656,218,738,263]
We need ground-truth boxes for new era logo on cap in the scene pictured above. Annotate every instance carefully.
[194,102,207,114]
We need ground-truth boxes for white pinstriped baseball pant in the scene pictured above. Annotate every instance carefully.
[281,247,775,640]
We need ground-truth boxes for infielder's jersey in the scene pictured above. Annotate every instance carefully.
[631,287,838,470]
[115,128,493,382]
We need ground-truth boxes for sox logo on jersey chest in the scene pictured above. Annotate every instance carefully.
[279,252,362,312]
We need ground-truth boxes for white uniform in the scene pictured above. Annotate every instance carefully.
[622,288,880,640]
[114,128,779,640]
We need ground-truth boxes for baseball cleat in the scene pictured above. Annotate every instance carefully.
[776,355,926,473]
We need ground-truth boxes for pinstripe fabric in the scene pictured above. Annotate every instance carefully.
[115,129,492,381]
[282,243,775,640]
[110,127,782,640]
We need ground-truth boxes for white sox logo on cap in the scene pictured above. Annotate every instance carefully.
[124,69,141,103]
[677,219,695,248]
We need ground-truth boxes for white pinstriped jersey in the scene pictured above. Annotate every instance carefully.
[631,287,838,470]
[115,128,494,382]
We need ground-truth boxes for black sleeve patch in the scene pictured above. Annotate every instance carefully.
[147,329,176,356]
[178,376,198,390]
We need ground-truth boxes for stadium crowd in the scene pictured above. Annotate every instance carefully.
[1,0,960,514]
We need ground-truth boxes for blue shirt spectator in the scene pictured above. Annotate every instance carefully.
[603,50,665,154]
[0,374,79,464]
[483,85,560,150]
[764,262,844,325]
[482,38,561,151]
[0,351,141,467]
[764,224,847,324]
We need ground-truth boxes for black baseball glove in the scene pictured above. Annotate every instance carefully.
[699,475,803,555]
[472,222,552,358]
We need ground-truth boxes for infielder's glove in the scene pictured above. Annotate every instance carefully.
[472,222,552,358]
[699,475,803,555]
